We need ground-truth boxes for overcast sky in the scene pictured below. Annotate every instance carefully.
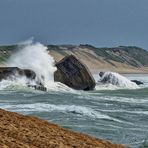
[0,0,148,49]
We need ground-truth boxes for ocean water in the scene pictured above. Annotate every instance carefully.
[0,74,148,148]
[0,41,148,148]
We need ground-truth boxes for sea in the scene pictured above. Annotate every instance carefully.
[0,41,148,148]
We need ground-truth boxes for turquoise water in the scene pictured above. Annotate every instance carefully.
[0,74,148,148]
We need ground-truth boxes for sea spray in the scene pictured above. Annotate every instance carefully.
[97,72,139,89]
[7,40,57,88]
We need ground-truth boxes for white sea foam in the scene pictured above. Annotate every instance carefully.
[95,84,119,90]
[0,77,30,90]
[96,72,139,90]
[1,103,134,124]
[1,103,114,120]
[7,39,56,89]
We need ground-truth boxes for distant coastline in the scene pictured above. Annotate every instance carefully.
[0,44,148,74]
[49,45,148,74]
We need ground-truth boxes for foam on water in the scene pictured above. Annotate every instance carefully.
[95,84,119,90]
[123,74,148,88]
[95,72,139,90]
[0,77,30,90]
[1,103,120,121]
[86,94,148,104]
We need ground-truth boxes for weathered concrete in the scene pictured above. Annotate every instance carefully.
[54,55,96,90]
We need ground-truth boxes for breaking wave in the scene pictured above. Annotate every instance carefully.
[6,39,56,89]
[96,72,139,90]
[0,39,78,93]
[0,39,75,93]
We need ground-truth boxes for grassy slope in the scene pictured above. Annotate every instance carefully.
[79,45,148,67]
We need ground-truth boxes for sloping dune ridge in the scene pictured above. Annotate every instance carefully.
[0,109,125,148]
[0,44,148,74]
[48,45,148,74]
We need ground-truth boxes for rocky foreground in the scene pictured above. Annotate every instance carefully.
[0,109,125,148]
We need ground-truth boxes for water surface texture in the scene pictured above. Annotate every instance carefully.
[0,41,148,147]
[0,74,148,148]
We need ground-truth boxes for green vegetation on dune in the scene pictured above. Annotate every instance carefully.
[0,45,18,63]
[80,44,125,63]
[0,45,15,62]
[80,44,148,67]
[0,54,9,63]
[105,46,148,67]
[47,45,68,56]
[119,46,148,66]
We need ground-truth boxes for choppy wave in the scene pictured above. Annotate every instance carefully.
[0,39,148,148]
[0,78,77,94]
[0,103,129,123]
[0,78,29,90]
[0,73,148,148]
[0,103,110,119]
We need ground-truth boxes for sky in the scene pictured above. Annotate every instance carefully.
[0,0,148,49]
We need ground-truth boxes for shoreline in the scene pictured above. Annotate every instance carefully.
[0,109,125,148]
[91,69,148,75]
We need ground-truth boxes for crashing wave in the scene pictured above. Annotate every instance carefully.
[7,39,56,86]
[98,72,139,89]
[0,39,59,91]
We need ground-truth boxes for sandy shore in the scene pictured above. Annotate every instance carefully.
[91,68,148,74]
[0,109,126,148]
